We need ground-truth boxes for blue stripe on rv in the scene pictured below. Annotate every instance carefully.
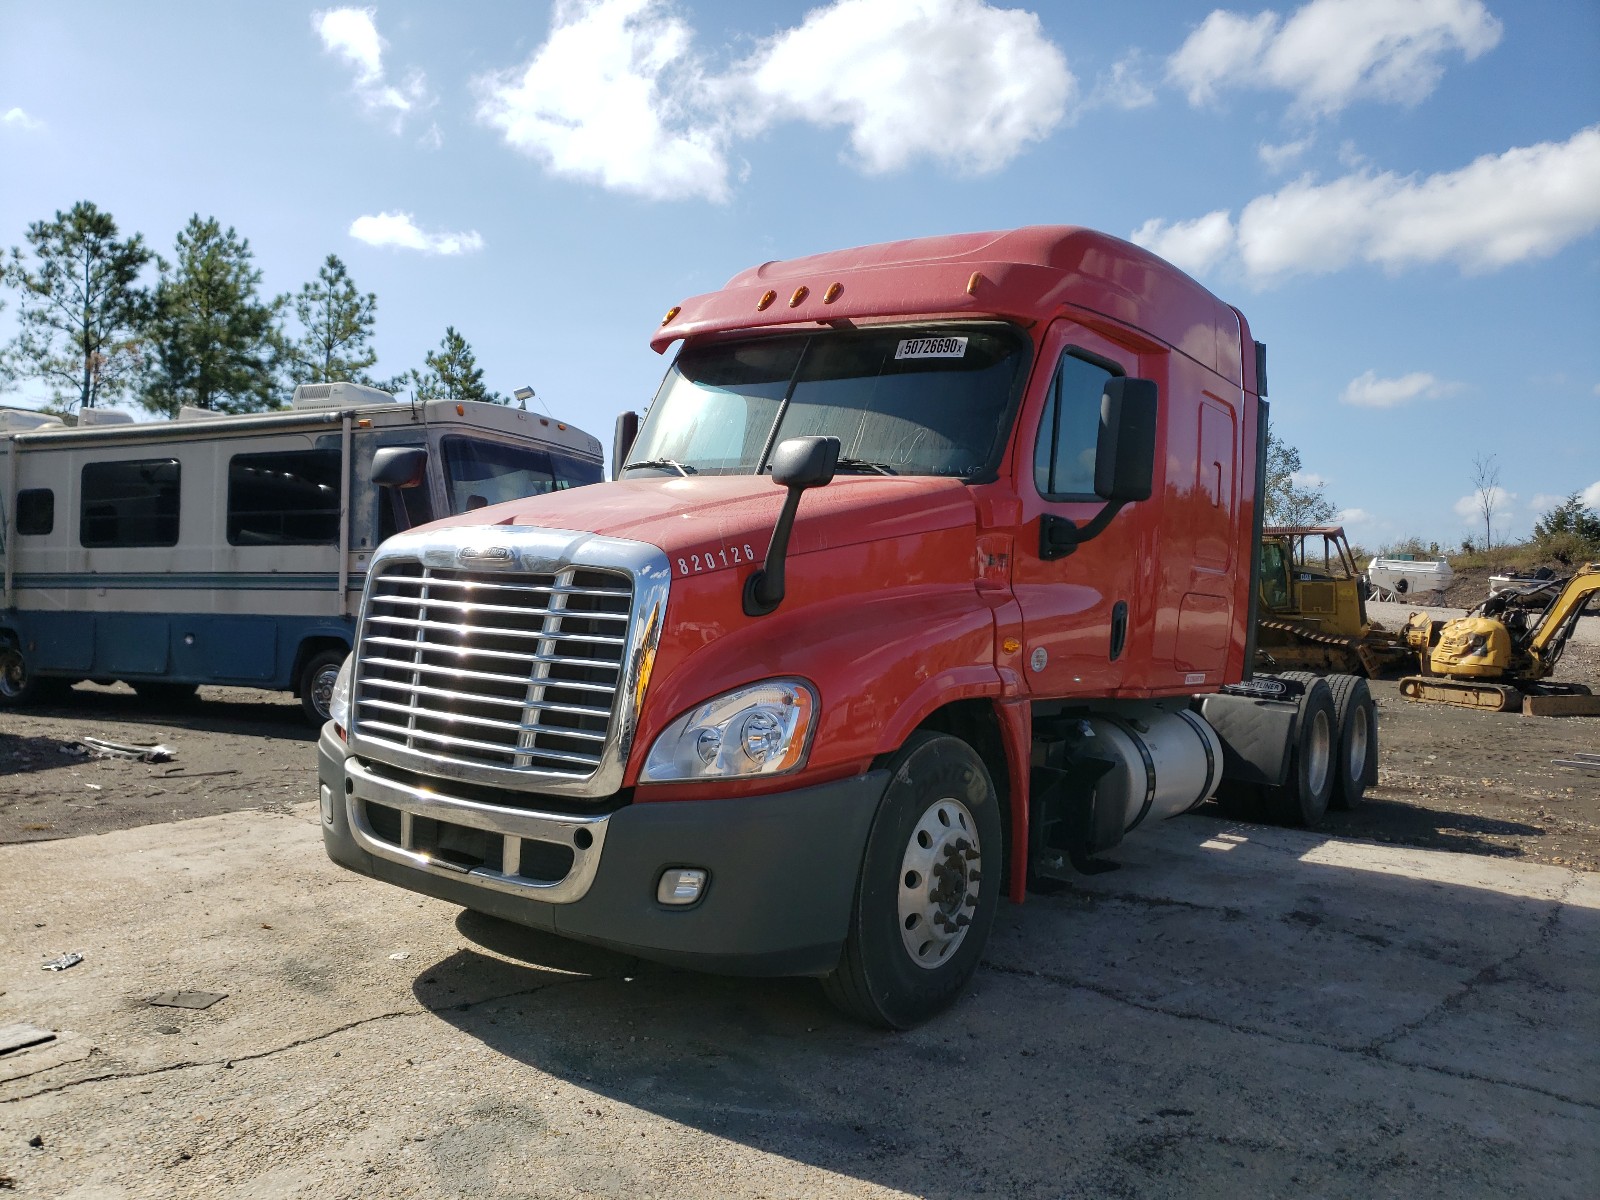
[3,610,354,688]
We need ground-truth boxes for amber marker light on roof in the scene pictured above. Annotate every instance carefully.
[455,404,465,416]
[966,272,983,296]
[823,282,843,303]
[661,306,681,326]
[789,286,809,307]
[757,290,776,311]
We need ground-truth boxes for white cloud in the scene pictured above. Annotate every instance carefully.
[1258,135,1314,173]
[743,0,1072,175]
[314,7,431,128]
[1133,125,1600,283]
[1337,507,1373,525]
[474,0,729,202]
[1168,0,1501,116]
[1454,486,1516,524]
[1128,210,1235,276]
[1529,493,1566,514]
[2,106,44,132]
[1292,469,1329,489]
[1088,53,1157,111]
[1340,370,1459,408]
[348,212,483,255]
[1584,481,1600,509]
[473,0,1073,202]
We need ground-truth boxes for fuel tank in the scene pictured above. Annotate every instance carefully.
[1083,709,1223,832]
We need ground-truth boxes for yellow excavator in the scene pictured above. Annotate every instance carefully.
[1400,563,1600,713]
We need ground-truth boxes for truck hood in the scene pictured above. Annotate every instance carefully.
[422,474,978,568]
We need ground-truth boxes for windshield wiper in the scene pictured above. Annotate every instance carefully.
[834,457,898,476]
[622,458,697,477]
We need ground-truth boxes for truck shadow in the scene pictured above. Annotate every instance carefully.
[0,731,90,775]
[413,829,1599,1198]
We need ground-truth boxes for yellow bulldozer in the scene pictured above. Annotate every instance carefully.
[1254,525,1413,678]
[1399,563,1600,714]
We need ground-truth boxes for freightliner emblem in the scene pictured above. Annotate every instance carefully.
[457,545,517,568]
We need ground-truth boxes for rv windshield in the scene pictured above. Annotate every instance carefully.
[623,324,1030,481]
[441,436,603,512]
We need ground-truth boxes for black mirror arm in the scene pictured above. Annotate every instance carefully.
[743,486,805,615]
[1040,501,1128,561]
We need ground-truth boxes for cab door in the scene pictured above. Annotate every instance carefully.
[1010,323,1153,698]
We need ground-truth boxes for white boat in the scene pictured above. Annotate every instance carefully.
[1366,556,1454,601]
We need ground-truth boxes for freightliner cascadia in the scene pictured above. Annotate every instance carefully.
[317,226,1376,1028]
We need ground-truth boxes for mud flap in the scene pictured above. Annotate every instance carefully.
[1197,692,1298,788]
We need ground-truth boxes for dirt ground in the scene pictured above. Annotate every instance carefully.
[3,657,1598,871]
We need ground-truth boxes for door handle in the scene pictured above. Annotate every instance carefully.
[1109,600,1128,661]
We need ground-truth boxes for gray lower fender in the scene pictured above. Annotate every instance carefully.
[318,728,886,977]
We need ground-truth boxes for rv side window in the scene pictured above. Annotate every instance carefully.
[80,459,181,548]
[228,449,342,546]
[17,488,54,536]
[1034,351,1119,501]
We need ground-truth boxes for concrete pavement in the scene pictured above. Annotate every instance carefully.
[1,803,1596,1198]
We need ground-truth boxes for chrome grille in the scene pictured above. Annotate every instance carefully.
[353,562,634,776]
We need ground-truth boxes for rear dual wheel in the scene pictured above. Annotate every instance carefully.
[823,732,1002,1029]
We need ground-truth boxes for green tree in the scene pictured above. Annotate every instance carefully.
[141,216,284,416]
[409,326,504,403]
[1,201,153,411]
[1532,493,1600,562]
[284,254,377,385]
[1264,429,1337,528]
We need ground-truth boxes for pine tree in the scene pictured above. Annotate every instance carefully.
[0,201,153,411]
[141,215,284,416]
[285,255,377,385]
[410,326,504,403]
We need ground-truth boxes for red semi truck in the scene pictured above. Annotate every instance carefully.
[317,225,1373,1027]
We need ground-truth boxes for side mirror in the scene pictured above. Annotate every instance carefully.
[1040,377,1159,560]
[744,436,840,616]
[371,445,429,489]
[1094,377,1157,503]
[613,411,640,480]
[769,434,839,489]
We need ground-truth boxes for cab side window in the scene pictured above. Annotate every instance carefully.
[1034,351,1118,500]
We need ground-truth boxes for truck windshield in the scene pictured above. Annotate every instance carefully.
[625,324,1029,480]
[441,436,603,512]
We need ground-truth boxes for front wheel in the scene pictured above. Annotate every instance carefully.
[299,649,347,726]
[822,731,1002,1029]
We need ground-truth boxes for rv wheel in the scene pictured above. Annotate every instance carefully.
[300,650,347,726]
[0,642,39,706]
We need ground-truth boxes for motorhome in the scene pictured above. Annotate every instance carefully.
[0,384,603,722]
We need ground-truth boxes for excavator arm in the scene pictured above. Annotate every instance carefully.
[1527,564,1600,678]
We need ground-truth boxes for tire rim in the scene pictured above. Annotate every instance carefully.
[0,648,27,699]
[1306,709,1332,797]
[1346,706,1370,782]
[897,796,981,970]
[310,665,341,721]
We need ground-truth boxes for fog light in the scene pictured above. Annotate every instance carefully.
[657,868,707,906]
[320,784,335,826]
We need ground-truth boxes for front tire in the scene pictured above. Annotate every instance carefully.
[823,731,1002,1029]
[299,649,347,726]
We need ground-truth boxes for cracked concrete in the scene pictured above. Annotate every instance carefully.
[2,803,1597,1198]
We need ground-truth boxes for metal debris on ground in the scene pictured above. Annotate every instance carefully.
[1553,751,1600,772]
[78,736,177,763]
[76,736,176,763]
[0,1024,57,1056]
[40,952,83,972]
[148,991,228,1010]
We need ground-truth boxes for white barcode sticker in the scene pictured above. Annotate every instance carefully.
[895,336,968,360]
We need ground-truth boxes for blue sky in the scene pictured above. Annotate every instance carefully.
[2,0,1596,550]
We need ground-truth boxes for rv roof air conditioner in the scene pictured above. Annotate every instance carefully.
[76,409,137,427]
[0,410,67,433]
[291,382,397,410]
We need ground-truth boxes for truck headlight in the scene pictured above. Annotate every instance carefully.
[329,654,354,737]
[640,679,817,782]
